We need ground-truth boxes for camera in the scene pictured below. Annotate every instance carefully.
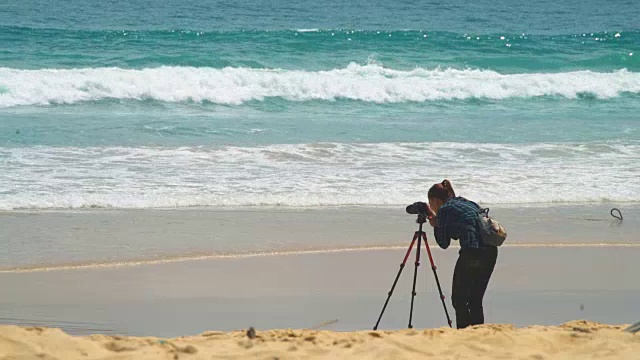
[405,201,430,217]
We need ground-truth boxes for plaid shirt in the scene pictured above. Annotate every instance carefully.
[433,197,482,250]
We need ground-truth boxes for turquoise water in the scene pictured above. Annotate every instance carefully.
[1,0,639,209]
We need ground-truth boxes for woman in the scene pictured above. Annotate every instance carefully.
[426,180,498,329]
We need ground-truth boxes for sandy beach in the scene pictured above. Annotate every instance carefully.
[2,244,640,334]
[4,0,640,357]
[2,207,639,359]
[2,320,638,359]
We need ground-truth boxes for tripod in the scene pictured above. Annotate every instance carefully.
[373,214,452,330]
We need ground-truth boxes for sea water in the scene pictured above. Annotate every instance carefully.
[2,0,639,210]
[1,0,639,268]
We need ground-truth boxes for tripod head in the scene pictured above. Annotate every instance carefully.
[416,214,427,224]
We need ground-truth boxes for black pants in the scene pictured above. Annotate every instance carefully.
[451,246,498,329]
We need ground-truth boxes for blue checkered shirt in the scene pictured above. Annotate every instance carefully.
[433,197,482,250]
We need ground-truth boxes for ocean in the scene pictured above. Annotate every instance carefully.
[1,2,640,337]
[1,0,640,271]
[1,0,639,211]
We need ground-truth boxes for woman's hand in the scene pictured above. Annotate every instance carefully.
[426,204,437,227]
[426,204,436,218]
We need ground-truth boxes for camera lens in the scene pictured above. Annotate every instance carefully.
[406,202,427,216]
[406,203,418,214]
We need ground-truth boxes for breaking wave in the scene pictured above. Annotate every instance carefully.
[1,65,639,107]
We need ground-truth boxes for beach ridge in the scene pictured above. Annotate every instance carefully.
[1,320,637,359]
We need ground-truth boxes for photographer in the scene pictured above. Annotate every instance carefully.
[426,180,498,329]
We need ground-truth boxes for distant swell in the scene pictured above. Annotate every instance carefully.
[1,65,640,107]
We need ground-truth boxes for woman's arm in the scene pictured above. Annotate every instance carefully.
[433,207,451,249]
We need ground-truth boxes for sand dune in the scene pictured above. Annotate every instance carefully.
[1,321,638,359]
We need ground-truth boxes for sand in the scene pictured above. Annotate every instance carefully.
[2,207,639,357]
[3,246,640,337]
[3,205,638,270]
[1,321,638,359]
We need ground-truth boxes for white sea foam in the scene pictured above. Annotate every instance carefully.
[1,65,639,107]
[1,142,639,210]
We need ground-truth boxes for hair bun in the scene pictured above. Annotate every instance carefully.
[428,179,456,200]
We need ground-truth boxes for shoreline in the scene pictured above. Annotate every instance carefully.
[3,242,640,274]
[3,200,640,212]
[2,204,638,270]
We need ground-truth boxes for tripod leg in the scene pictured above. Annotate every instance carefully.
[422,233,453,328]
[408,233,422,329]
[373,233,418,330]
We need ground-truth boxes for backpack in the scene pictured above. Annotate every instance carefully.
[477,208,507,246]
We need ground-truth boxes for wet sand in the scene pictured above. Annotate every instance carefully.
[1,246,639,337]
[1,204,637,270]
